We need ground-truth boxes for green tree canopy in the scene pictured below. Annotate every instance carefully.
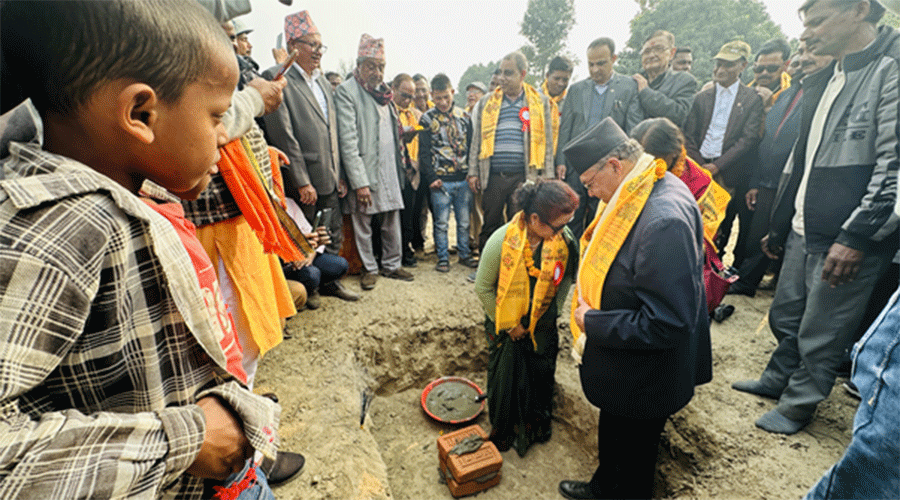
[620,0,784,85]
[520,0,576,79]
[456,60,499,108]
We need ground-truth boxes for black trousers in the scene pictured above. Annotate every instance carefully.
[715,185,753,269]
[401,180,427,259]
[589,412,667,499]
[478,171,525,252]
[734,187,781,290]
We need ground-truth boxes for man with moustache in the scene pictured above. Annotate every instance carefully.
[748,38,793,111]
[684,40,764,269]
[540,55,574,113]
[632,30,697,127]
[557,37,643,238]
[336,34,414,290]
[672,47,693,73]
[729,41,833,297]
[733,0,900,436]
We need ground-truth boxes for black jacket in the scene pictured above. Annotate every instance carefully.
[579,172,712,419]
[768,26,900,255]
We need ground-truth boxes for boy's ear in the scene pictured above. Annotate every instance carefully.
[118,83,158,145]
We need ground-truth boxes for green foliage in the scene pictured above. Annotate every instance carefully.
[520,0,576,79]
[620,0,784,85]
[455,61,499,108]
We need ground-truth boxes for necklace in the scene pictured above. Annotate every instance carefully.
[523,240,541,278]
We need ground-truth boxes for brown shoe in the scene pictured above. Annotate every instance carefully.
[380,267,414,281]
[360,272,378,290]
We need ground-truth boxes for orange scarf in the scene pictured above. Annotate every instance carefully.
[217,137,306,262]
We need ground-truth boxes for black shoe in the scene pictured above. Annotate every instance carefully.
[320,281,360,301]
[559,480,596,500]
[402,254,417,267]
[712,303,735,323]
[260,451,305,485]
[305,291,321,310]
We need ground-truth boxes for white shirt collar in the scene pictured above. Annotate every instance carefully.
[715,79,740,95]
[293,63,321,81]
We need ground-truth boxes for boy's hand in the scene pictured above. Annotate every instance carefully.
[430,179,443,190]
[467,176,480,193]
[247,77,286,115]
[186,396,252,481]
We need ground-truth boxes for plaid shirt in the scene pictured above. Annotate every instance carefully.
[0,113,279,499]
[181,122,273,228]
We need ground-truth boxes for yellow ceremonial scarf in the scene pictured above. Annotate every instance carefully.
[570,154,667,357]
[496,211,570,350]
[750,72,792,104]
[672,148,731,250]
[479,83,551,170]
[397,105,420,162]
[541,80,566,106]
[540,81,563,155]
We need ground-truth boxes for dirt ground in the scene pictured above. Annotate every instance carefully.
[255,236,859,500]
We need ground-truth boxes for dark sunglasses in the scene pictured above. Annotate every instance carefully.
[754,64,782,73]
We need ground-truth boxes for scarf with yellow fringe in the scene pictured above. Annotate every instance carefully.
[539,81,563,155]
[479,83,551,170]
[496,211,570,350]
[570,154,667,360]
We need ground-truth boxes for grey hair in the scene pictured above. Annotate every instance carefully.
[602,139,644,165]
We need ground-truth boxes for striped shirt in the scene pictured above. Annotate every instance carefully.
[489,93,526,173]
[0,118,280,498]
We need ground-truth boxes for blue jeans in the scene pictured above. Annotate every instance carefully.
[431,179,471,262]
[212,459,275,500]
[283,252,348,293]
[805,287,900,500]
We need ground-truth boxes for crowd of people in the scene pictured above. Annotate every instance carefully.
[0,0,898,499]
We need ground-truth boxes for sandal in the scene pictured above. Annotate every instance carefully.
[435,260,450,273]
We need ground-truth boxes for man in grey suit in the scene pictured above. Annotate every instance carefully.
[631,30,697,127]
[264,11,344,255]
[556,37,643,238]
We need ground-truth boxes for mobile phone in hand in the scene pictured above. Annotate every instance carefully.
[274,49,299,79]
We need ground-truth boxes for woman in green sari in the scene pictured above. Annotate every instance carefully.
[474,180,579,456]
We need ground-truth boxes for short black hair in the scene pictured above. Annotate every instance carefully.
[756,38,792,62]
[799,0,885,24]
[588,37,616,55]
[547,56,574,75]
[431,73,452,92]
[1,0,229,116]
[675,47,692,55]
[325,71,341,80]
[391,73,414,89]
[412,73,428,83]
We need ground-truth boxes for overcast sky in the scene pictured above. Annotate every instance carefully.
[238,0,805,84]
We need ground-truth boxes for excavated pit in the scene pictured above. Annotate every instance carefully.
[258,260,856,499]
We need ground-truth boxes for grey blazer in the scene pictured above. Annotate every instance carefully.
[262,66,340,198]
[334,77,404,193]
[555,73,643,168]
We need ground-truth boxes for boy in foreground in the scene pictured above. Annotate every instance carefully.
[0,2,280,498]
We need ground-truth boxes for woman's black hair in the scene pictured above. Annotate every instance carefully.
[513,179,579,224]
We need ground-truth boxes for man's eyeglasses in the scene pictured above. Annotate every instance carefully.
[754,64,782,74]
[399,92,414,100]
[296,39,327,54]
[640,45,669,56]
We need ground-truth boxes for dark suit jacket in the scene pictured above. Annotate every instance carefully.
[683,83,764,190]
[262,66,340,200]
[637,69,698,127]
[555,73,643,170]
[579,173,713,419]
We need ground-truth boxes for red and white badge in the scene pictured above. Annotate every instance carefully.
[552,261,564,286]
[519,107,530,132]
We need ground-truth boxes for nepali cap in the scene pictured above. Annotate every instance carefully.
[358,33,385,60]
[284,10,319,43]
[563,117,630,175]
